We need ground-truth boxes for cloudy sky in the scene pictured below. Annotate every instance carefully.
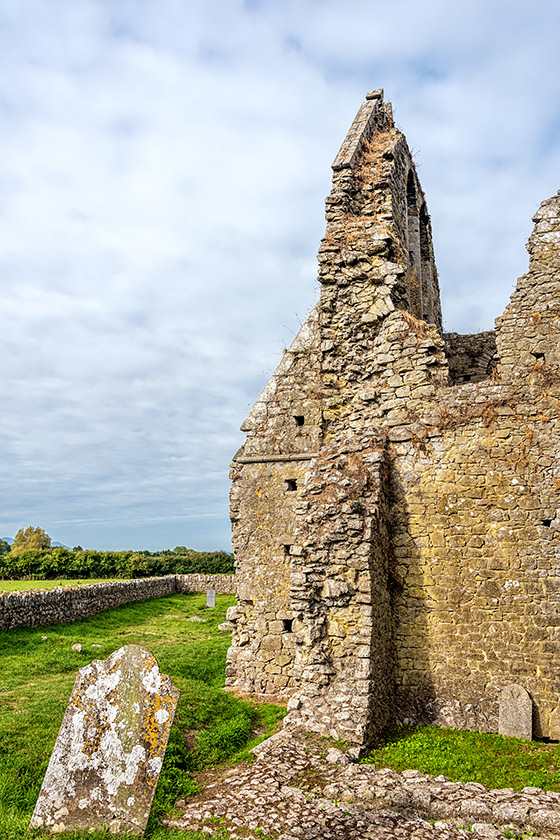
[0,0,559,551]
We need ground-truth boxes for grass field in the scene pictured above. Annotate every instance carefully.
[3,592,560,840]
[0,579,120,592]
[0,592,285,839]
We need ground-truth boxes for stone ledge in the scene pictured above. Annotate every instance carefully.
[331,95,381,172]
[233,453,318,463]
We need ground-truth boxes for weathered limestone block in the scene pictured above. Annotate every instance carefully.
[498,684,532,740]
[30,645,179,835]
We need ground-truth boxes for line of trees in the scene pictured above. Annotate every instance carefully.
[0,528,234,580]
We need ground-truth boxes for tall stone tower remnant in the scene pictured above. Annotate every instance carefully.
[226,90,560,749]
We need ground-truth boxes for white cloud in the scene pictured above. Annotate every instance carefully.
[0,0,558,548]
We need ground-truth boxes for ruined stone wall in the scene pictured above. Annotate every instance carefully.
[380,192,560,738]
[281,93,439,745]
[228,90,443,744]
[171,728,560,840]
[0,574,235,630]
[175,573,235,595]
[228,88,560,747]
[287,438,394,745]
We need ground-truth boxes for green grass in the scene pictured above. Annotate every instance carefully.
[0,593,286,840]
[6,594,558,840]
[362,724,560,791]
[0,578,121,592]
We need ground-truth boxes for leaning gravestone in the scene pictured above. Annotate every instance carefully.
[206,588,216,608]
[29,645,179,835]
[498,683,532,740]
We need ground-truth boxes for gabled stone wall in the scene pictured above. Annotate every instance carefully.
[227,90,560,747]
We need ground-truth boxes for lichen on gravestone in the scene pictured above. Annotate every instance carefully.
[29,644,179,835]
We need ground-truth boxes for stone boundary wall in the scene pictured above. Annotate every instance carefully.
[327,762,560,838]
[175,574,235,595]
[0,574,236,631]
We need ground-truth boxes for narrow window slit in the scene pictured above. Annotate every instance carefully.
[294,415,305,426]
[282,619,293,633]
[285,479,297,492]
[283,544,291,556]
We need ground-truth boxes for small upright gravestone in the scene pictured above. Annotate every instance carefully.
[30,645,179,835]
[498,683,532,741]
[206,588,216,608]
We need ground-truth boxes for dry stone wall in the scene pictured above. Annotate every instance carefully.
[0,574,235,630]
[228,89,560,747]
[175,573,235,595]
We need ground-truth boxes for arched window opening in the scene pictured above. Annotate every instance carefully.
[406,169,417,206]
[419,204,433,323]
[406,171,422,318]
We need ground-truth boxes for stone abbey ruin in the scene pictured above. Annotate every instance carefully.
[226,90,560,749]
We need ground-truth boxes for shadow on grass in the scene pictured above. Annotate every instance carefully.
[361,723,560,791]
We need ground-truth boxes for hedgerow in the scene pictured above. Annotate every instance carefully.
[0,547,234,580]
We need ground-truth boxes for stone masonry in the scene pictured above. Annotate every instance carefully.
[226,89,560,748]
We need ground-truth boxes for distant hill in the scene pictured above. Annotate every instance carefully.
[0,537,70,549]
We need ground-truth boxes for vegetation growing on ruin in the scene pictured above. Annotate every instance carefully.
[0,546,234,580]
[0,593,285,840]
[362,724,560,792]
